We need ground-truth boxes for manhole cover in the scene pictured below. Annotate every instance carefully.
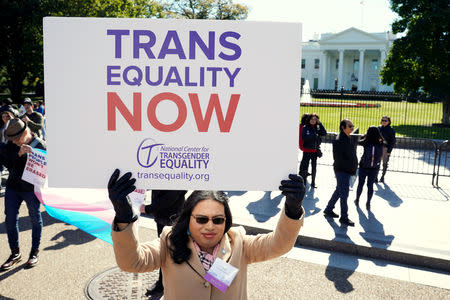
[85,267,160,299]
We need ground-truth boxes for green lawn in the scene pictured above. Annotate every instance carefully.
[300,98,449,140]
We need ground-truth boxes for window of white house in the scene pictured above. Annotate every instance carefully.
[314,59,320,69]
[301,78,305,90]
[313,78,319,89]
[371,59,378,70]
[336,59,339,69]
[302,59,305,69]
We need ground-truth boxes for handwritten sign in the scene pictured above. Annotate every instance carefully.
[22,148,47,187]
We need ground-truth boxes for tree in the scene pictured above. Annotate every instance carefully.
[0,0,164,104]
[380,0,450,124]
[163,0,248,20]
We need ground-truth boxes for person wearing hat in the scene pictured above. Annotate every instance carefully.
[0,118,46,270]
[21,98,44,139]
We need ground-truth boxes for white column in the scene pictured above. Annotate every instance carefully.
[379,49,386,91]
[319,51,327,89]
[358,49,365,91]
[338,49,344,89]
[380,48,386,66]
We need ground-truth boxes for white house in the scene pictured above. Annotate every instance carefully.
[301,27,396,92]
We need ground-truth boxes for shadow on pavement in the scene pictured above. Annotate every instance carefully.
[246,191,283,222]
[0,211,62,234]
[357,207,394,266]
[303,187,321,217]
[374,183,403,207]
[44,226,96,250]
[0,261,27,282]
[225,191,247,197]
[0,294,15,300]
[324,217,358,293]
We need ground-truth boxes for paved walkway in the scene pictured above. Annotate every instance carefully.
[222,162,450,271]
[0,157,449,299]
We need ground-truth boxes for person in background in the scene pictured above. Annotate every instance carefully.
[109,169,305,300]
[0,107,18,189]
[21,98,44,139]
[299,113,327,188]
[323,119,357,227]
[354,126,384,210]
[36,100,45,116]
[0,98,13,116]
[377,116,396,183]
[0,107,18,144]
[0,119,46,270]
[140,190,187,297]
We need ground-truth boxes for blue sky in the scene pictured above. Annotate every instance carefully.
[243,0,398,40]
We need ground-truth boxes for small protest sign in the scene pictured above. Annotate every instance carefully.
[22,148,47,187]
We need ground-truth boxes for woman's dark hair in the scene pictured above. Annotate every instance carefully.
[300,114,310,126]
[362,126,383,145]
[167,191,232,264]
[306,113,319,125]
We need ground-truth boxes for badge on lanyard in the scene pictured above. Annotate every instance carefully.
[203,258,238,293]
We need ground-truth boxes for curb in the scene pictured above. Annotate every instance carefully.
[239,223,450,273]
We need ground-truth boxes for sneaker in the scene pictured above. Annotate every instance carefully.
[354,199,359,206]
[1,251,22,271]
[366,202,371,211]
[323,210,339,218]
[25,250,39,269]
[339,218,355,226]
[379,176,385,183]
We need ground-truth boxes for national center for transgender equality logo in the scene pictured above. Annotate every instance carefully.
[136,138,211,170]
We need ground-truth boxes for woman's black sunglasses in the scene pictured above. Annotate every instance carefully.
[191,215,226,225]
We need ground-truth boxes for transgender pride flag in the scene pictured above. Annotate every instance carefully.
[34,187,115,244]
[25,149,145,244]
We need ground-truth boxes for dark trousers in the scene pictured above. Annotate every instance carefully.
[4,188,43,251]
[299,152,318,183]
[356,168,379,203]
[325,171,351,220]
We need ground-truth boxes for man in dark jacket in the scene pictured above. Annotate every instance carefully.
[21,98,44,139]
[324,119,357,226]
[0,119,46,270]
[141,190,187,296]
[378,116,396,183]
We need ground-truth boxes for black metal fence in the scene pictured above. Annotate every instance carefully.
[300,90,448,140]
[317,133,450,186]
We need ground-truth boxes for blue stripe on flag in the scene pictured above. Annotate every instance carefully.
[43,205,112,244]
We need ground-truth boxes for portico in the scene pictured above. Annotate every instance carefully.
[301,28,395,92]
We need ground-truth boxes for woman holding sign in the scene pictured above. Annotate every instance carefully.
[109,169,304,300]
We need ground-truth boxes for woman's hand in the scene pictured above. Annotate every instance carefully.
[279,174,305,219]
[108,169,138,224]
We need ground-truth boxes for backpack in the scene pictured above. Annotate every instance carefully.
[360,144,382,169]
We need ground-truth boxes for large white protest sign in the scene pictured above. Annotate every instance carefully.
[44,17,301,190]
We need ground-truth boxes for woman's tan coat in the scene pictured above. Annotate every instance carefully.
[112,208,304,300]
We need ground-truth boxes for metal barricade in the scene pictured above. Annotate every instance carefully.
[319,133,443,177]
[433,140,450,187]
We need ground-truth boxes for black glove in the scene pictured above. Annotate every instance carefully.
[108,169,138,224]
[279,174,305,219]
